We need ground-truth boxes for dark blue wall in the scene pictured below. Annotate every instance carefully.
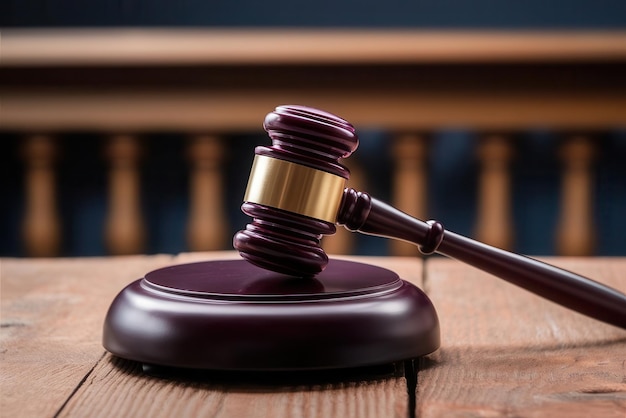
[2,0,626,28]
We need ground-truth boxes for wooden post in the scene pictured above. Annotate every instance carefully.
[475,134,514,250]
[22,135,61,257]
[322,158,364,255]
[556,135,595,256]
[186,135,227,251]
[390,133,429,256]
[104,135,145,255]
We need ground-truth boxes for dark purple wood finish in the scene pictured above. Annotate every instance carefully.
[235,203,336,276]
[234,105,359,275]
[261,104,358,178]
[235,105,626,330]
[103,259,440,370]
[337,189,626,330]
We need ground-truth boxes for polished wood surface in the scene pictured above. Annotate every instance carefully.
[2,253,624,417]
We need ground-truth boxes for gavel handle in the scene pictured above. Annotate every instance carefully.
[338,189,626,330]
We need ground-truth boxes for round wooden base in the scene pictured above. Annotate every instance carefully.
[103,259,439,371]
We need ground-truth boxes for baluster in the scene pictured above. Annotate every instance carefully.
[22,134,61,257]
[187,135,227,251]
[323,157,364,255]
[556,135,595,256]
[390,133,429,256]
[475,134,514,250]
[104,135,145,255]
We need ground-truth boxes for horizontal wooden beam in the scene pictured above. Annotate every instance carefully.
[4,29,626,66]
[3,90,626,131]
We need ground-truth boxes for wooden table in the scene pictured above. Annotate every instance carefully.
[2,252,625,417]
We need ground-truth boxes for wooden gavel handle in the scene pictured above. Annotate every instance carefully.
[338,189,626,330]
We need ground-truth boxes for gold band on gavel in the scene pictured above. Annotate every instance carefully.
[243,155,346,223]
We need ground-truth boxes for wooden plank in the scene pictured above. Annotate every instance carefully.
[0,255,175,418]
[4,30,626,67]
[417,257,626,417]
[3,90,626,131]
[57,355,408,418]
[55,254,423,418]
[14,253,624,416]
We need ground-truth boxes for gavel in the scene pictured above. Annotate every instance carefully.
[234,105,626,330]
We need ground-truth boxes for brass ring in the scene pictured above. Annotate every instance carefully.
[243,155,346,223]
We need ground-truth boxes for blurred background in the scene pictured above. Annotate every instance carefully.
[2,1,626,258]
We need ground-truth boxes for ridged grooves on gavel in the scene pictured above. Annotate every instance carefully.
[233,105,359,276]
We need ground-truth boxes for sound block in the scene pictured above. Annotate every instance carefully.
[103,259,439,371]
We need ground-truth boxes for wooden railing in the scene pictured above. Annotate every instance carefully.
[3,29,626,257]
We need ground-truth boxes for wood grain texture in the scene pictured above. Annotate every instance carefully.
[5,254,625,417]
[417,257,626,417]
[1,253,423,418]
[58,355,407,418]
[60,254,421,418]
[0,255,175,418]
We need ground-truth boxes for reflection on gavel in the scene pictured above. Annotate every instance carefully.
[234,105,626,330]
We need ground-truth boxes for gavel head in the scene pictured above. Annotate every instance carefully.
[233,105,358,277]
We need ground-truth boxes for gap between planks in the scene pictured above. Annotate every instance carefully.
[53,351,108,418]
